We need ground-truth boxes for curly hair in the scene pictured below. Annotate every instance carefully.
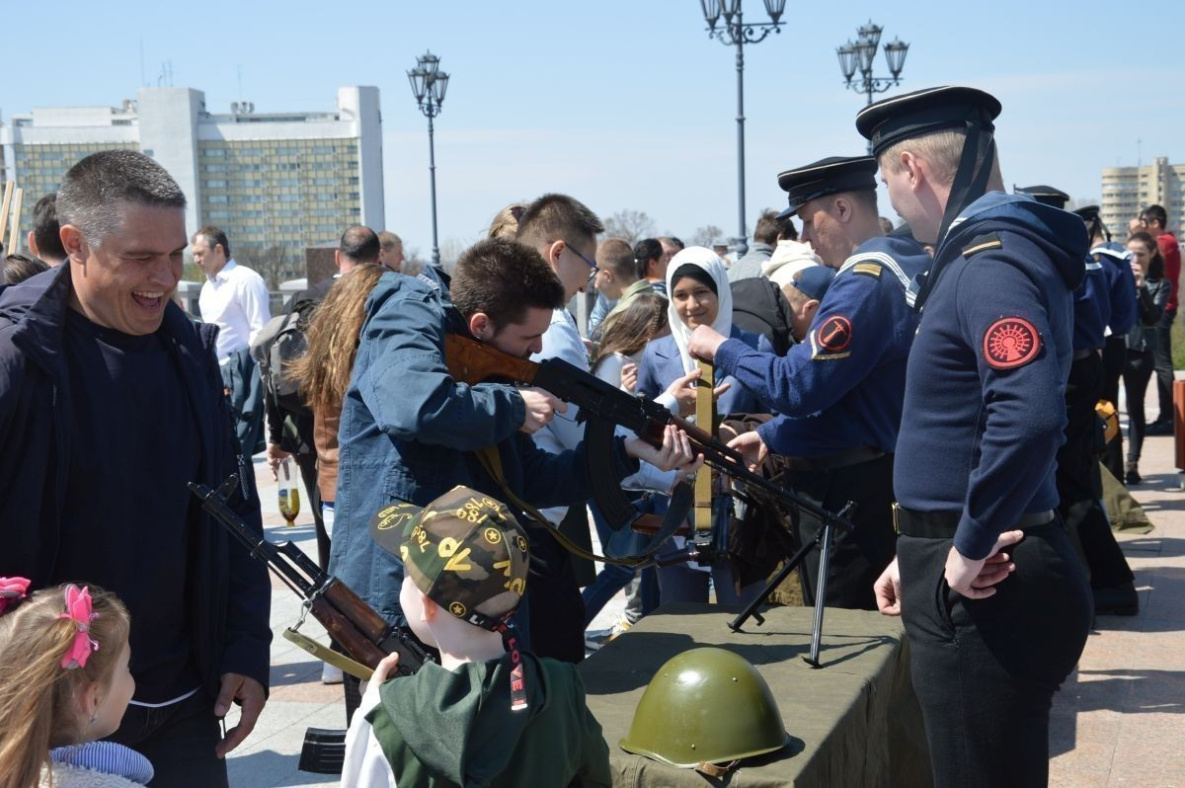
[290,265,387,411]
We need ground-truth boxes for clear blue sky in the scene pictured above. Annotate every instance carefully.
[6,0,1184,254]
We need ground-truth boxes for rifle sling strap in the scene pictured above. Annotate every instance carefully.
[282,627,373,681]
[474,446,680,568]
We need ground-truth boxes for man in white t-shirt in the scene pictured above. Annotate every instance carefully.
[194,225,271,456]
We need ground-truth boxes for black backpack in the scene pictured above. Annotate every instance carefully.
[249,296,317,417]
[730,277,797,356]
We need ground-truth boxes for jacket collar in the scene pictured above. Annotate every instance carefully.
[0,262,214,378]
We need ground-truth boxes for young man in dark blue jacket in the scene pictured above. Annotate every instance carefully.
[863,87,1093,787]
[0,150,271,787]
[330,237,697,665]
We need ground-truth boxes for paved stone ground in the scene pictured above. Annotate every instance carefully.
[231,414,1185,786]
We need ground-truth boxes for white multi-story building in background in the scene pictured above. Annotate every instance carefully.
[1101,157,1185,237]
[0,86,385,282]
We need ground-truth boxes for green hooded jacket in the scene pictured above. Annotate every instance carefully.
[366,652,611,787]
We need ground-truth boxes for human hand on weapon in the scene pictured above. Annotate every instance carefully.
[369,651,403,689]
[664,366,731,417]
[620,361,638,392]
[518,387,567,434]
[266,442,291,480]
[944,531,1022,599]
[625,423,704,475]
[687,324,730,362]
[726,430,768,471]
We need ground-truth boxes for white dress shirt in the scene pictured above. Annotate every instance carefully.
[198,259,272,362]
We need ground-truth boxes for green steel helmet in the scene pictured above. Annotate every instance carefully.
[620,647,789,770]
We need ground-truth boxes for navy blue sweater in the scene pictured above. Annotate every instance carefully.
[1073,253,1110,351]
[1093,243,1138,336]
[894,193,1087,559]
[717,235,930,457]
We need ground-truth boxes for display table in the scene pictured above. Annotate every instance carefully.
[578,603,931,787]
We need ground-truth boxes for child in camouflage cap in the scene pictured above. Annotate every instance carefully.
[341,486,612,787]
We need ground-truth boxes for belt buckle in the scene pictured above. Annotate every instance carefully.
[891,502,900,535]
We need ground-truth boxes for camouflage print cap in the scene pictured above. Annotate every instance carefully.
[369,486,530,631]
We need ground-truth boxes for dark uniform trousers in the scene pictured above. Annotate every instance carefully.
[1057,352,1135,590]
[788,453,896,611]
[897,522,1091,788]
[1100,335,1128,480]
[523,523,587,664]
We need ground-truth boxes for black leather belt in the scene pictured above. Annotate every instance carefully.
[782,446,885,473]
[892,504,1055,538]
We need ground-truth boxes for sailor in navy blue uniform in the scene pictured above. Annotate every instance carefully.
[861,87,1092,787]
[687,156,930,610]
[1018,187,1139,617]
[1075,204,1139,481]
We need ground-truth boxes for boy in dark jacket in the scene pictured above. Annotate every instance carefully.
[342,486,612,787]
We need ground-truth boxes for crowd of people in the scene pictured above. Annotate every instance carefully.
[0,84,1179,788]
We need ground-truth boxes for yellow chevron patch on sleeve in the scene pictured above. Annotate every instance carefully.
[852,262,882,278]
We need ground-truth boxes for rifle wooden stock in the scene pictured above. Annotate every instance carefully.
[321,578,392,645]
[308,594,388,669]
[445,333,540,388]
[189,479,433,676]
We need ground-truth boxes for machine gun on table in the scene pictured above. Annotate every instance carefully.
[445,333,855,665]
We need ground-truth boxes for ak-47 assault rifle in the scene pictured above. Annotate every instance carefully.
[189,476,436,774]
[189,476,434,679]
[445,333,857,665]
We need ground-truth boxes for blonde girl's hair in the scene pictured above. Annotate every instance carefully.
[487,203,526,240]
[596,292,669,361]
[0,584,131,788]
[290,264,387,412]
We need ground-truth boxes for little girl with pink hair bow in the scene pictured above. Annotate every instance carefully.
[0,580,150,787]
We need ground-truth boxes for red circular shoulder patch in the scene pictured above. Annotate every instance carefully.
[983,317,1041,369]
[816,315,852,352]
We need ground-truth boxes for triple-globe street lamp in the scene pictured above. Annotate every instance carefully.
[407,51,450,267]
[699,0,786,256]
[836,21,909,153]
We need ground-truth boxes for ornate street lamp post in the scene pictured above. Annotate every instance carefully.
[700,0,786,256]
[837,21,909,154]
[408,51,450,267]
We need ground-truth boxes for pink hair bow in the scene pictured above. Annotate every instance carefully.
[0,576,31,616]
[57,585,100,670]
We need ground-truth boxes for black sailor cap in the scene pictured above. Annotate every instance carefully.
[775,155,878,219]
[1015,184,1069,210]
[856,86,1002,157]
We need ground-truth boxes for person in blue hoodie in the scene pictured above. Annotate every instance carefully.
[1075,205,1139,481]
[860,87,1092,787]
[1016,187,1138,617]
[688,156,931,611]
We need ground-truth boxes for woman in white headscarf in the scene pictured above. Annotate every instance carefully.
[636,246,766,606]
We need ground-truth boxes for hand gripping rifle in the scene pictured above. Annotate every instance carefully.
[188,476,435,681]
[446,334,857,664]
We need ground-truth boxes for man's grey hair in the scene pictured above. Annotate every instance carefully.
[377,230,402,251]
[57,150,186,248]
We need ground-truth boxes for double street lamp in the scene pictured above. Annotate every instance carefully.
[407,51,450,267]
[836,21,909,153]
[699,0,786,256]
